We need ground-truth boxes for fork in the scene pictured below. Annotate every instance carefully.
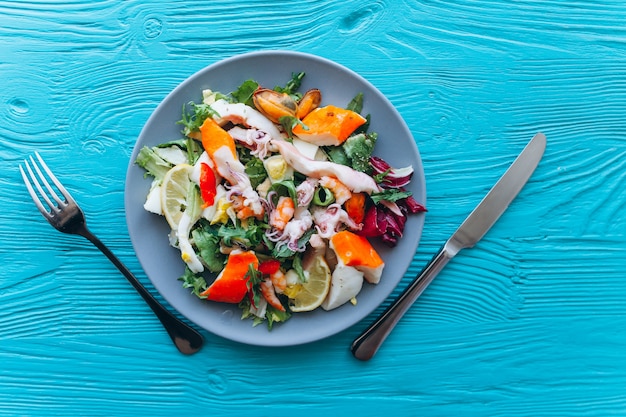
[20,152,204,355]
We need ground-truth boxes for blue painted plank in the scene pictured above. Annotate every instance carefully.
[1,0,626,416]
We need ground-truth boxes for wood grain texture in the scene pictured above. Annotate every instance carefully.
[2,0,626,415]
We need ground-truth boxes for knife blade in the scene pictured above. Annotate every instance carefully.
[351,132,546,361]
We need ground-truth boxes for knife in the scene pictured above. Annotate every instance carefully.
[351,132,547,361]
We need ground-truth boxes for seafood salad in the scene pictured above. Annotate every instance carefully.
[136,72,425,328]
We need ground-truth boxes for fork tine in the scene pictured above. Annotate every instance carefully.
[26,155,64,210]
[33,152,77,206]
[20,162,54,219]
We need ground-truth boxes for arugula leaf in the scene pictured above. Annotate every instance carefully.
[191,227,225,273]
[177,102,218,137]
[244,264,263,308]
[238,265,291,330]
[279,115,307,139]
[265,305,291,330]
[370,189,413,204]
[275,72,305,96]
[346,92,373,133]
[244,157,268,189]
[347,92,363,113]
[231,79,259,106]
[291,253,306,283]
[324,146,350,166]
[179,267,208,297]
[217,220,266,249]
[272,244,295,259]
[373,168,392,184]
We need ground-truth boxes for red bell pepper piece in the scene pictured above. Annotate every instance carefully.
[199,163,217,208]
[258,259,280,275]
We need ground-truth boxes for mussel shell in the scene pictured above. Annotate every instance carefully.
[296,89,322,119]
[252,88,297,123]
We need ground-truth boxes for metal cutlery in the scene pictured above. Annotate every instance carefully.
[351,133,547,360]
[20,152,204,355]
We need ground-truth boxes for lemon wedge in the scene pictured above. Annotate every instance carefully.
[289,255,331,313]
[161,163,194,229]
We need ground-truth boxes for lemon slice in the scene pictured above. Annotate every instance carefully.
[161,163,194,229]
[289,255,331,312]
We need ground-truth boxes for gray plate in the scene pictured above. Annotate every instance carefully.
[124,50,426,346]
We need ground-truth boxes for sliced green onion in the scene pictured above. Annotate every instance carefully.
[313,187,335,206]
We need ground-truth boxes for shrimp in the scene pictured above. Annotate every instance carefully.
[269,269,287,293]
[269,196,295,231]
[319,176,352,205]
[260,278,286,311]
[231,195,264,220]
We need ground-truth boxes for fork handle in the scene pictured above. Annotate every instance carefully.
[78,227,204,354]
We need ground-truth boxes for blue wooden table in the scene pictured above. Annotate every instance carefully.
[2,1,626,415]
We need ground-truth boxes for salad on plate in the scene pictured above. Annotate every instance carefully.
[135,72,425,329]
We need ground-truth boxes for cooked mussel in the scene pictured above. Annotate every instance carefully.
[252,88,298,123]
[296,88,322,119]
[252,88,323,123]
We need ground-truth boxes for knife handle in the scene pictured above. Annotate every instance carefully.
[351,245,453,361]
